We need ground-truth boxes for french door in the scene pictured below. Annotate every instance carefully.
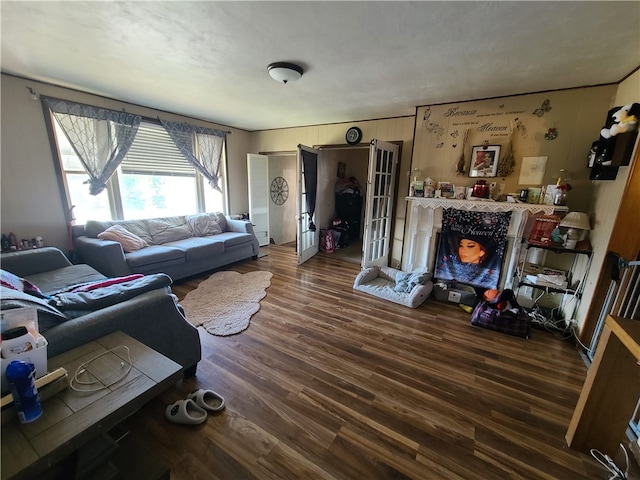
[362,140,399,268]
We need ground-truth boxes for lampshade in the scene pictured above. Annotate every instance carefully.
[559,212,591,230]
[267,62,303,84]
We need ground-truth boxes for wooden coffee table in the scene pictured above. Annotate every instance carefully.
[1,331,182,480]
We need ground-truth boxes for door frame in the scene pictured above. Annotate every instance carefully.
[259,140,404,267]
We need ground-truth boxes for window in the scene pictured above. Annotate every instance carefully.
[51,118,227,224]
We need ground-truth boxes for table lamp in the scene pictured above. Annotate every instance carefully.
[559,212,591,249]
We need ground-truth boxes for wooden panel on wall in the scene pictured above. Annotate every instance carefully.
[607,144,640,260]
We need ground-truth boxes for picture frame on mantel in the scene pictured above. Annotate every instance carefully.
[469,145,500,178]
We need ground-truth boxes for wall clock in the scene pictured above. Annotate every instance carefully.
[270,176,289,205]
[346,126,363,145]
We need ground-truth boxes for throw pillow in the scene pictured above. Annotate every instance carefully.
[146,219,193,244]
[97,225,149,252]
[0,269,46,298]
[210,212,227,232]
[185,213,223,237]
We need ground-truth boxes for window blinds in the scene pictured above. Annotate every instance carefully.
[119,122,194,176]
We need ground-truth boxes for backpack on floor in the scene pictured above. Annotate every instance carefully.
[470,289,531,339]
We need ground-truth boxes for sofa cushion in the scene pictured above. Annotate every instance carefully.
[115,220,154,244]
[210,212,227,232]
[146,218,193,244]
[214,232,254,248]
[26,264,106,295]
[185,213,223,237]
[98,225,149,253]
[85,220,108,238]
[125,245,185,268]
[164,237,225,262]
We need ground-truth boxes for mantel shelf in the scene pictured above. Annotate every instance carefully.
[406,197,568,215]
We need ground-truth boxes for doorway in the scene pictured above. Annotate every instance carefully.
[255,140,400,267]
[261,146,368,265]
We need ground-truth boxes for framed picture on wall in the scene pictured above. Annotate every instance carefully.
[469,145,500,178]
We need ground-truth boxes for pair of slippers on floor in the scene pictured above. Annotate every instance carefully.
[165,389,225,425]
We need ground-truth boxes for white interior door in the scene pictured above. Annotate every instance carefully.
[247,153,270,246]
[362,139,399,268]
[297,145,320,264]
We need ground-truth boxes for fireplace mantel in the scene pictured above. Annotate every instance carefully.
[402,197,568,289]
[405,197,562,215]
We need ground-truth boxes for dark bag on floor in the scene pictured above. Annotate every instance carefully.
[470,289,531,339]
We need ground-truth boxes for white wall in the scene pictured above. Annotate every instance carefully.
[267,154,296,245]
[575,70,640,328]
[0,74,252,252]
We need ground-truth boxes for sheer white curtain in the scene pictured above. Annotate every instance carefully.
[160,119,227,193]
[43,96,141,195]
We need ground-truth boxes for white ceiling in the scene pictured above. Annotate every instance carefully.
[2,1,639,131]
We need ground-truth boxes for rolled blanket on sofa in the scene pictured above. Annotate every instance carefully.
[48,273,173,312]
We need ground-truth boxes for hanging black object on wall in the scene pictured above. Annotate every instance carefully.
[590,103,640,180]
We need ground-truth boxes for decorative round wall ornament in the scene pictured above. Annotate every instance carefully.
[270,176,289,205]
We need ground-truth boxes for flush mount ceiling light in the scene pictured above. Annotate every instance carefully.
[267,62,303,84]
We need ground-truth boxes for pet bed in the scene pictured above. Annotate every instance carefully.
[353,266,433,308]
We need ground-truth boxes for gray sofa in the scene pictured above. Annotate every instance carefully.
[0,247,201,376]
[72,212,259,281]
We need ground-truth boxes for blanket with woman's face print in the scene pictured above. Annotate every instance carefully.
[435,208,512,289]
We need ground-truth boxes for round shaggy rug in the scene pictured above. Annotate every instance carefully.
[181,270,273,336]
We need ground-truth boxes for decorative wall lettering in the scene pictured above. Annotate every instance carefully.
[444,107,478,117]
[477,123,509,133]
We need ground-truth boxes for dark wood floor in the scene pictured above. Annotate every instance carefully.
[127,244,613,479]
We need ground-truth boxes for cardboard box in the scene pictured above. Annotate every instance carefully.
[1,338,48,395]
[1,308,48,395]
[433,283,477,306]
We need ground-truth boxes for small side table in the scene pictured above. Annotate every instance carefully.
[566,315,640,455]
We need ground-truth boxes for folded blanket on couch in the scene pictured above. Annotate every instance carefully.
[1,273,173,332]
[48,273,172,311]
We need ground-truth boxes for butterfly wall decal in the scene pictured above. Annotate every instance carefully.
[533,99,552,117]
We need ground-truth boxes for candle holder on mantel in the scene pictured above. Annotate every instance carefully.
[472,180,489,199]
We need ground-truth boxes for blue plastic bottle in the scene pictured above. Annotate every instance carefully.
[5,360,42,423]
